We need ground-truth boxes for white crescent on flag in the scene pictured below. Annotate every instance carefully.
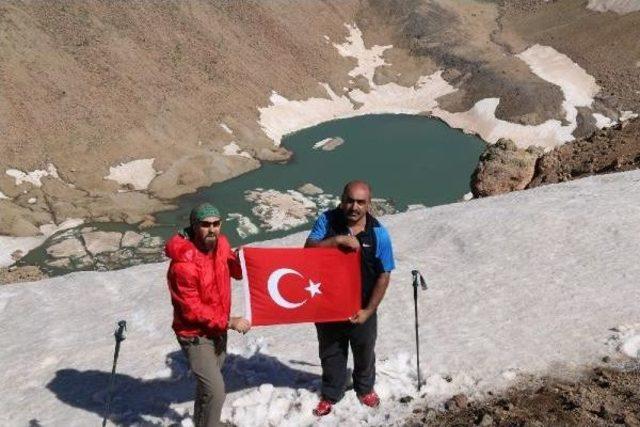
[267,268,308,309]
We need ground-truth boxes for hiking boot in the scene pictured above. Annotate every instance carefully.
[358,391,380,408]
[312,398,333,416]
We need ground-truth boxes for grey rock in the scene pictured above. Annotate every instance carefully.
[297,183,323,195]
[478,413,494,426]
[82,231,122,255]
[313,137,345,151]
[46,238,86,258]
[136,246,163,255]
[141,236,164,248]
[46,258,71,269]
[370,198,396,217]
[75,256,94,268]
[445,393,469,411]
[10,250,24,261]
[471,139,542,197]
[121,231,144,247]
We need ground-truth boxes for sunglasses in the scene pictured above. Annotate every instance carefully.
[199,220,221,228]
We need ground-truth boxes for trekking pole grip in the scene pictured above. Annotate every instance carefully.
[114,320,127,343]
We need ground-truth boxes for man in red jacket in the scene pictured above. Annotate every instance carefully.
[165,203,250,427]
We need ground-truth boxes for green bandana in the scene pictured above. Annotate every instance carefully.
[180,203,222,238]
[189,203,221,224]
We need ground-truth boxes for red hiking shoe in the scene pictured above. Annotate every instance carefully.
[358,391,380,408]
[312,398,333,416]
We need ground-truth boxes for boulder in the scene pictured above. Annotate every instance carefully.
[82,231,122,255]
[0,200,51,237]
[121,231,144,247]
[471,139,542,197]
[46,258,71,269]
[297,183,324,195]
[46,238,86,258]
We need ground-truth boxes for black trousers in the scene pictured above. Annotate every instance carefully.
[315,313,377,402]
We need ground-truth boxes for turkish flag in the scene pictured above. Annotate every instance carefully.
[239,247,361,326]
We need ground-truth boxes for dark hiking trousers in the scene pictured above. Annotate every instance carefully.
[178,335,227,427]
[315,313,377,402]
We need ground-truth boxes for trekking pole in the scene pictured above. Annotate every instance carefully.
[102,320,127,427]
[411,270,427,391]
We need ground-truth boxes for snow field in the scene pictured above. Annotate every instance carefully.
[587,0,640,14]
[104,158,157,190]
[1,170,639,426]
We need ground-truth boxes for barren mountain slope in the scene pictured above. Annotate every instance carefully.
[498,0,640,113]
[0,0,359,233]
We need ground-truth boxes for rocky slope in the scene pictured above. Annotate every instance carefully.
[471,117,640,196]
[410,364,640,427]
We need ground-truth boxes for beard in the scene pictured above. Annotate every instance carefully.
[203,234,218,249]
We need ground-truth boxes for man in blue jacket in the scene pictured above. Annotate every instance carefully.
[305,180,395,416]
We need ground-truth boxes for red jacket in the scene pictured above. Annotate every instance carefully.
[165,233,242,337]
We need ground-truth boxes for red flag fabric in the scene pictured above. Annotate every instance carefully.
[240,247,361,326]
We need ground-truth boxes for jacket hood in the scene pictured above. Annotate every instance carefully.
[164,233,230,262]
[165,234,197,263]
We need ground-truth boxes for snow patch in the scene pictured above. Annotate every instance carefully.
[222,142,252,159]
[620,110,639,121]
[5,163,59,187]
[258,72,456,146]
[433,45,603,149]
[608,324,640,359]
[105,158,156,190]
[518,44,599,129]
[406,204,427,211]
[622,335,640,358]
[220,123,234,135]
[593,113,615,128]
[434,98,574,149]
[518,45,599,118]
[227,213,260,239]
[0,191,8,199]
[587,0,640,14]
[258,23,456,145]
[333,23,391,84]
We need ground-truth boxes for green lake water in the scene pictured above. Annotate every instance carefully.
[156,114,486,245]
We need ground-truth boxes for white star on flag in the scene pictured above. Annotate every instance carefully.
[304,279,322,297]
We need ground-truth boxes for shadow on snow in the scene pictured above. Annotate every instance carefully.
[46,350,321,426]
